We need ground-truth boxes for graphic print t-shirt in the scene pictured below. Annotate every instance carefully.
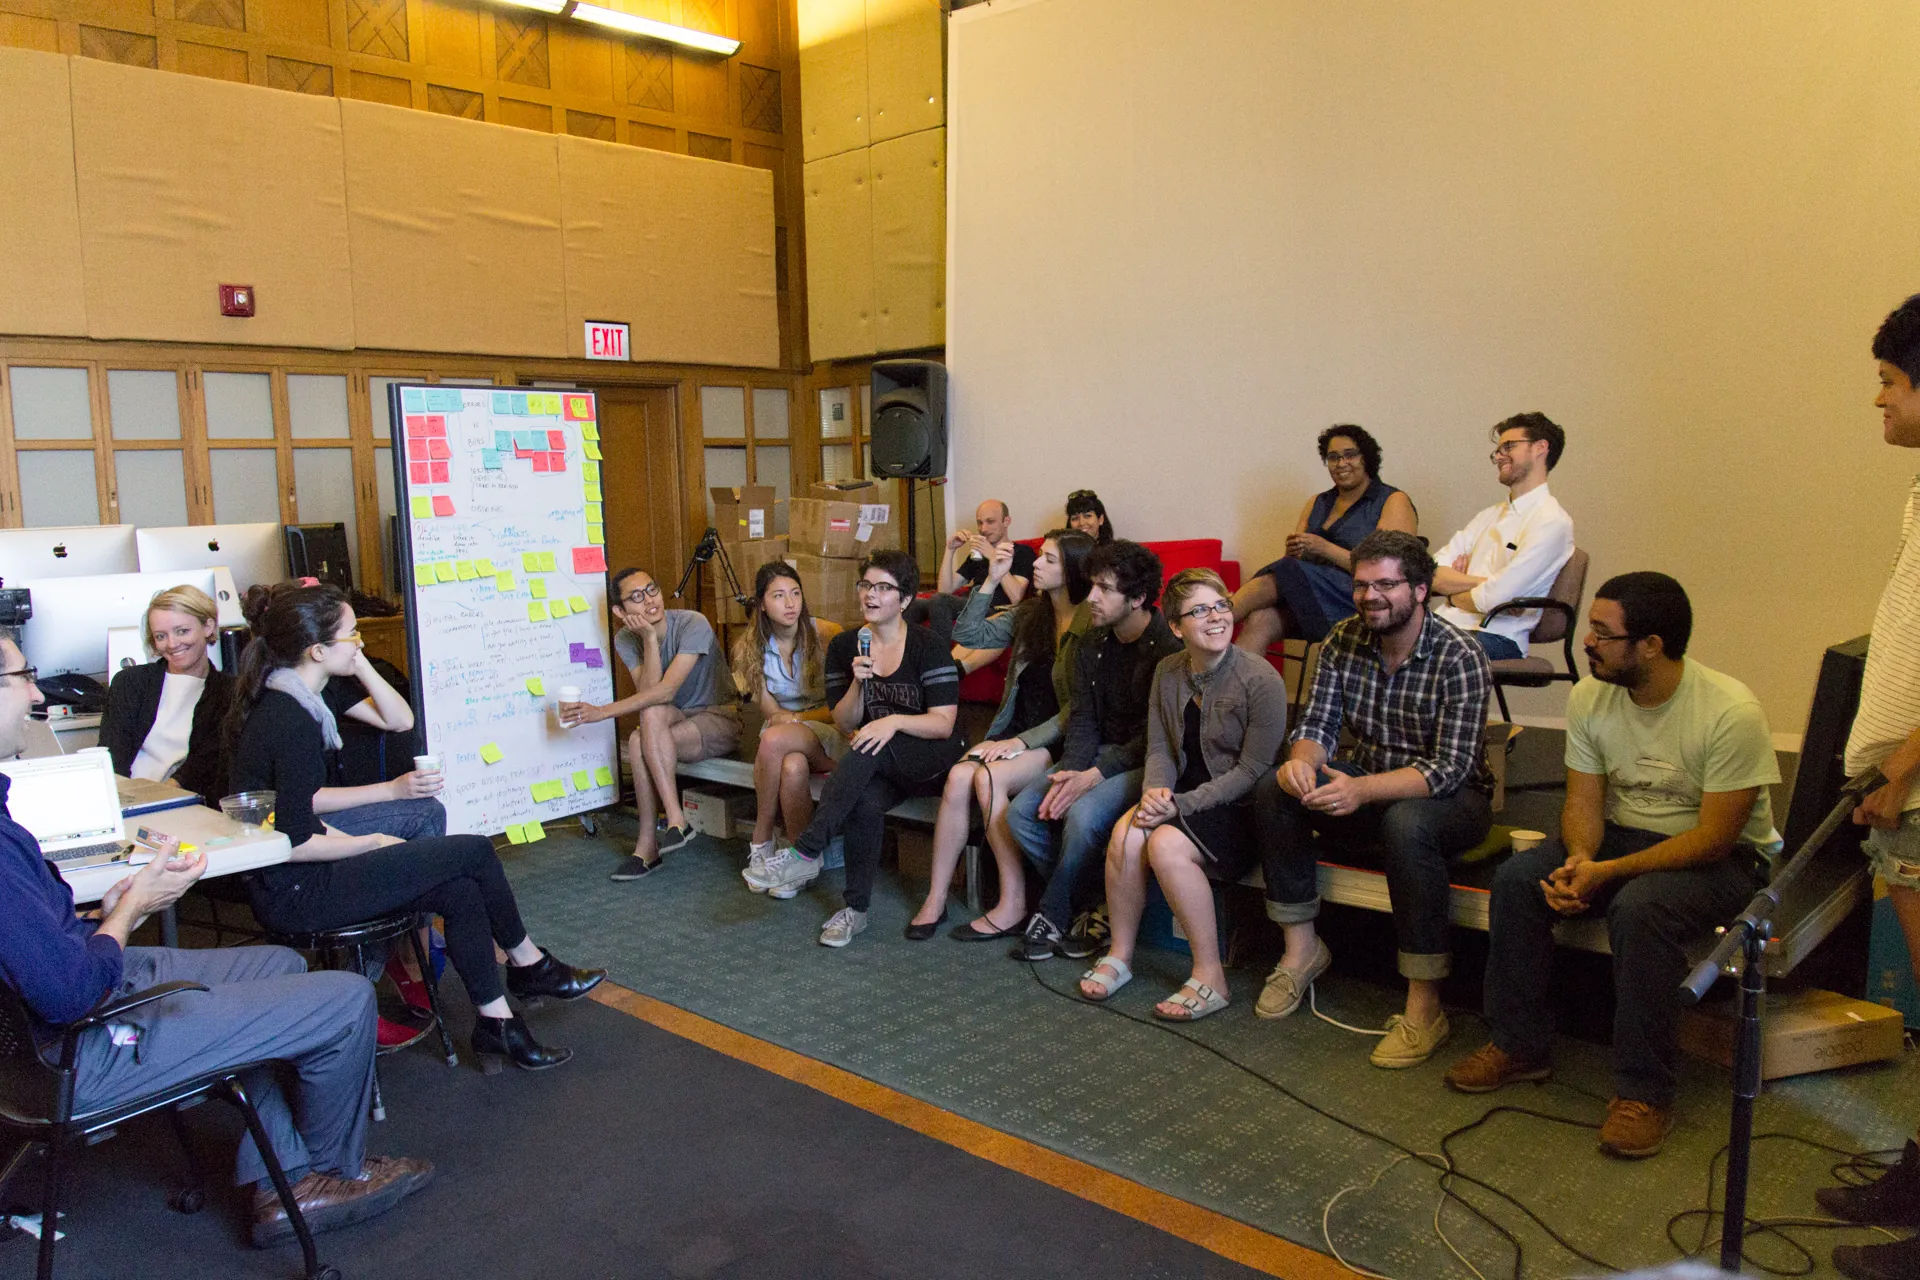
[824,626,959,727]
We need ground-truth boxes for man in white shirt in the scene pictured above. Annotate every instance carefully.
[1814,293,1920,1280]
[1429,413,1575,660]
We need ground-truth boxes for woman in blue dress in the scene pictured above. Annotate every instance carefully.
[1232,424,1418,655]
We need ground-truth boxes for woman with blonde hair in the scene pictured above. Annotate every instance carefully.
[100,584,234,803]
[732,560,844,879]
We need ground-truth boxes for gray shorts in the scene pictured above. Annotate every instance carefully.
[1865,810,1920,892]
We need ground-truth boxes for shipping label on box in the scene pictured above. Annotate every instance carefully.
[711,485,776,542]
[789,498,898,558]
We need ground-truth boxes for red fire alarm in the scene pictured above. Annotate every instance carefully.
[219,285,256,318]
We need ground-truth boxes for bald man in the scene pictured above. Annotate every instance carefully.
[939,499,1035,609]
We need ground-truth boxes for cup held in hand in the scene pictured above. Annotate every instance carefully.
[1509,829,1547,853]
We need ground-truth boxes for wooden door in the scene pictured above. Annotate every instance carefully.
[597,384,685,738]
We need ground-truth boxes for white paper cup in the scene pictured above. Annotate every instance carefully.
[558,685,581,702]
[1509,829,1547,853]
[413,754,441,774]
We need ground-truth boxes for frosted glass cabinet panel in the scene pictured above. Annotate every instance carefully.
[210,450,281,524]
[114,451,189,529]
[10,368,93,441]
[107,371,181,440]
[19,452,100,526]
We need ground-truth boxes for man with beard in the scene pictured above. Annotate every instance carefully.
[1250,531,1494,1069]
[1444,572,1781,1161]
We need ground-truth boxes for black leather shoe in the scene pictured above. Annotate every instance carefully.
[1818,1141,1920,1226]
[505,949,607,1002]
[1833,1234,1920,1280]
[471,1014,574,1074]
[904,909,948,941]
[951,916,1020,941]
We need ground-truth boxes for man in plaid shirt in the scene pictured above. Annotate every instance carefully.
[1251,530,1494,1068]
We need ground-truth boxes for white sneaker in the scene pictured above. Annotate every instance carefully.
[819,907,868,948]
[743,847,821,899]
[744,840,777,892]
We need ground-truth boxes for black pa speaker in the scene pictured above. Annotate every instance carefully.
[869,359,948,479]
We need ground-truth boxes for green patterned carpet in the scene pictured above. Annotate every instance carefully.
[499,818,1918,1280]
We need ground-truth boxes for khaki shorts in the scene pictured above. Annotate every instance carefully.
[1867,811,1920,892]
[680,704,743,758]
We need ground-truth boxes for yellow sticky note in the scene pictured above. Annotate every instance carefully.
[543,394,563,416]
[525,676,545,696]
[411,496,433,519]
[587,524,604,546]
[528,602,549,622]
[538,552,557,572]
[456,561,477,580]
[572,769,592,791]
[495,571,514,592]
[527,784,544,803]
[582,482,602,502]
[594,766,614,787]
[583,461,600,482]
[568,595,588,613]
[585,502,602,524]
[413,565,435,588]
[549,599,570,618]
[583,442,602,461]
[522,552,540,572]
[480,742,504,764]
[529,578,547,599]
[505,824,527,845]
[476,558,494,575]
[583,423,599,441]
[434,562,457,583]
[525,820,546,842]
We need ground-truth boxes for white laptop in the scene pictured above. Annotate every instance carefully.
[0,747,129,866]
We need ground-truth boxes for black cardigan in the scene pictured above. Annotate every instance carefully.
[228,688,328,850]
[98,660,234,804]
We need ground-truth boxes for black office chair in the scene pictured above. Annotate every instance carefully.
[1482,547,1590,722]
[0,979,337,1280]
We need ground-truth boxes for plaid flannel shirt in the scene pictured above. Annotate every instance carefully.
[1290,609,1494,797]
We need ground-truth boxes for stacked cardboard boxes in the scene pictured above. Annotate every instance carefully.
[785,481,899,628]
[708,485,786,625]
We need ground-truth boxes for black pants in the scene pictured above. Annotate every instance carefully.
[795,732,965,911]
[250,835,530,1007]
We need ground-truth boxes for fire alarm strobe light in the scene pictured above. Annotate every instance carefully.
[219,285,255,318]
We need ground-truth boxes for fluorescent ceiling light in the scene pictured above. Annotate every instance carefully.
[494,0,569,13]
[570,3,741,55]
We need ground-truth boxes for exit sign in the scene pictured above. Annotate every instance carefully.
[584,320,631,361]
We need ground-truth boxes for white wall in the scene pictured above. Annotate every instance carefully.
[947,0,1920,735]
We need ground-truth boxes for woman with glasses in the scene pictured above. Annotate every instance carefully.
[560,567,741,880]
[743,550,966,948]
[100,584,235,805]
[730,560,844,882]
[1065,489,1115,544]
[906,529,1096,941]
[1232,424,1417,656]
[227,584,604,1072]
[1079,569,1288,1020]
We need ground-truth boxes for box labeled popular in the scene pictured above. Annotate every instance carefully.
[1678,987,1904,1080]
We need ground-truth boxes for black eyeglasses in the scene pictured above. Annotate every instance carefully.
[0,666,37,685]
[619,583,662,605]
[1587,631,1647,647]
[1177,600,1234,622]
[1352,578,1409,596]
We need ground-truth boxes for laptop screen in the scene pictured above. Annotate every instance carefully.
[0,750,123,845]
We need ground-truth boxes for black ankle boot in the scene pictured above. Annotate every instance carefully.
[505,949,607,1003]
[471,1013,573,1074]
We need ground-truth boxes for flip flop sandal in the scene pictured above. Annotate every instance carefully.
[1153,979,1229,1022]
[1077,956,1133,1001]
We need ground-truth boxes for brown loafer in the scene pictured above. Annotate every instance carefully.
[1598,1097,1674,1159]
[251,1154,434,1247]
[1444,1042,1552,1094]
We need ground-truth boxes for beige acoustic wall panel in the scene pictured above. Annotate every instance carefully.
[557,138,779,368]
[0,49,86,338]
[341,100,568,359]
[70,58,354,348]
[864,0,942,146]
[870,126,943,352]
[804,147,877,360]
[798,0,869,162]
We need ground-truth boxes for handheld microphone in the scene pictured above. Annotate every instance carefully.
[858,627,872,658]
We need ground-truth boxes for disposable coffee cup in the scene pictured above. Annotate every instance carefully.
[1509,829,1547,853]
[413,754,441,774]
[558,685,581,703]
[557,686,582,727]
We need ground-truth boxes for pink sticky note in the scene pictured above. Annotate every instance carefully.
[514,447,533,460]
[405,415,430,436]
[429,460,450,484]
[432,495,455,517]
[428,439,451,460]
[546,452,565,472]
[547,429,565,450]
[531,453,551,473]
[563,395,593,422]
[409,461,430,485]
[426,415,446,436]
[572,546,606,574]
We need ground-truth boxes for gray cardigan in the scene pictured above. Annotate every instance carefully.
[1143,644,1290,816]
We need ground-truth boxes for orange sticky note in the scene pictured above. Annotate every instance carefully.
[432,495,455,517]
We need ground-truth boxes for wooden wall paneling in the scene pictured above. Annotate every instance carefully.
[796,0,865,163]
[0,367,19,529]
[862,0,940,146]
[802,146,875,361]
[269,369,298,526]
[869,125,943,353]
[0,49,88,339]
[182,366,212,521]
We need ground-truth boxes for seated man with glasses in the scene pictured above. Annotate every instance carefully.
[1252,530,1494,1067]
[1446,573,1780,1161]
[1427,412,1575,661]
[560,568,741,880]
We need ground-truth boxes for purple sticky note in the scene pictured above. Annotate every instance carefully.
[585,648,605,669]
[568,642,586,663]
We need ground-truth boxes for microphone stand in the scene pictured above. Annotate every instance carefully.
[673,527,749,615]
[1679,767,1883,1270]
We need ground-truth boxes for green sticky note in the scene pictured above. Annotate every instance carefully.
[525,676,545,696]
[571,769,592,791]
[480,742,504,764]
[525,821,546,843]
[585,502,603,523]
[476,558,494,575]
[583,423,599,441]
[528,602,549,622]
[413,565,435,588]
[538,552,557,572]
[529,578,547,599]
[435,561,457,583]
[583,482,602,502]
[505,824,527,845]
[528,784,544,803]
[568,595,588,613]
[583,461,600,482]
[549,599,570,618]
[495,571,514,592]
[583,442,602,461]
[594,766,614,787]
[587,524,604,546]
[456,561,477,580]
[522,552,541,572]
[411,496,433,519]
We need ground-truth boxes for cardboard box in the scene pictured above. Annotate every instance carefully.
[710,536,792,625]
[1678,987,1905,1080]
[711,485,776,542]
[680,785,754,839]
[1868,875,1920,1028]
[788,553,863,628]
[788,496,899,559]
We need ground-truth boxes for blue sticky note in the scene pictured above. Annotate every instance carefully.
[513,393,530,415]
[492,392,512,414]
[402,387,426,413]
[494,430,513,452]
[516,431,541,451]
[426,389,464,412]
[482,449,503,470]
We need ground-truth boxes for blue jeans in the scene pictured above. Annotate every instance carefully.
[1007,768,1143,926]
[1467,630,1525,661]
[1484,825,1764,1107]
[324,797,448,841]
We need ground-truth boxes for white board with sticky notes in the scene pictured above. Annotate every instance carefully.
[389,384,618,839]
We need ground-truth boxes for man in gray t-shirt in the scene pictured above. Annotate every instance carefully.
[558,568,741,880]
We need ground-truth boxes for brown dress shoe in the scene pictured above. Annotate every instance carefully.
[1444,1043,1552,1094]
[251,1155,434,1247]
[1598,1098,1673,1159]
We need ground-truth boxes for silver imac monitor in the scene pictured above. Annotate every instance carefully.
[0,525,138,585]
[137,522,284,628]
[20,569,221,677]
